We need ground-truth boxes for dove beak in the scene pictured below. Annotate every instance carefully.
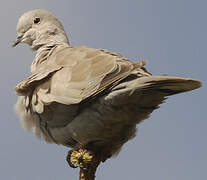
[12,34,24,47]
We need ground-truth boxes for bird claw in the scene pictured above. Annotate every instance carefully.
[66,148,94,169]
[66,150,78,168]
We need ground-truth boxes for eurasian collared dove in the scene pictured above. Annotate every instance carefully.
[13,9,201,165]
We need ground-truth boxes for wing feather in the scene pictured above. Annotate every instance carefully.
[15,46,146,108]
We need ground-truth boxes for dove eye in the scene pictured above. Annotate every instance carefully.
[33,17,40,24]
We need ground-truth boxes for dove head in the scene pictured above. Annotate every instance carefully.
[13,9,69,50]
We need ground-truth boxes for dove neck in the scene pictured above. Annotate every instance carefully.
[32,37,69,51]
[31,26,70,51]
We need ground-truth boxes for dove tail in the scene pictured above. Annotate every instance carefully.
[108,75,201,110]
[132,75,202,96]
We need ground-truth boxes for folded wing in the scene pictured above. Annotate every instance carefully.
[15,46,148,113]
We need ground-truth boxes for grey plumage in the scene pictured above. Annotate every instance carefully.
[14,9,201,157]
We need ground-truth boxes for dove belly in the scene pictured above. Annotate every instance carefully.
[48,96,139,153]
[47,87,154,152]
[15,89,147,153]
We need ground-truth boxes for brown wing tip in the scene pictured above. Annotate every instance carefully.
[188,79,202,90]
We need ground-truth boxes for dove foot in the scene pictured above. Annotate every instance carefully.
[66,144,95,169]
[66,147,100,180]
[66,149,78,168]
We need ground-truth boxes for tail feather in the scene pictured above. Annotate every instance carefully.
[109,75,201,108]
[105,75,201,124]
[127,75,201,95]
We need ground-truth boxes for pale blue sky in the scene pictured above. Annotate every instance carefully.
[0,0,206,180]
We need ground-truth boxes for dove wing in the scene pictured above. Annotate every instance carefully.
[15,46,146,108]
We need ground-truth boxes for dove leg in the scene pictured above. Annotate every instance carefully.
[66,143,83,168]
[66,149,78,168]
[66,141,112,168]
[66,143,96,169]
[66,143,106,180]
